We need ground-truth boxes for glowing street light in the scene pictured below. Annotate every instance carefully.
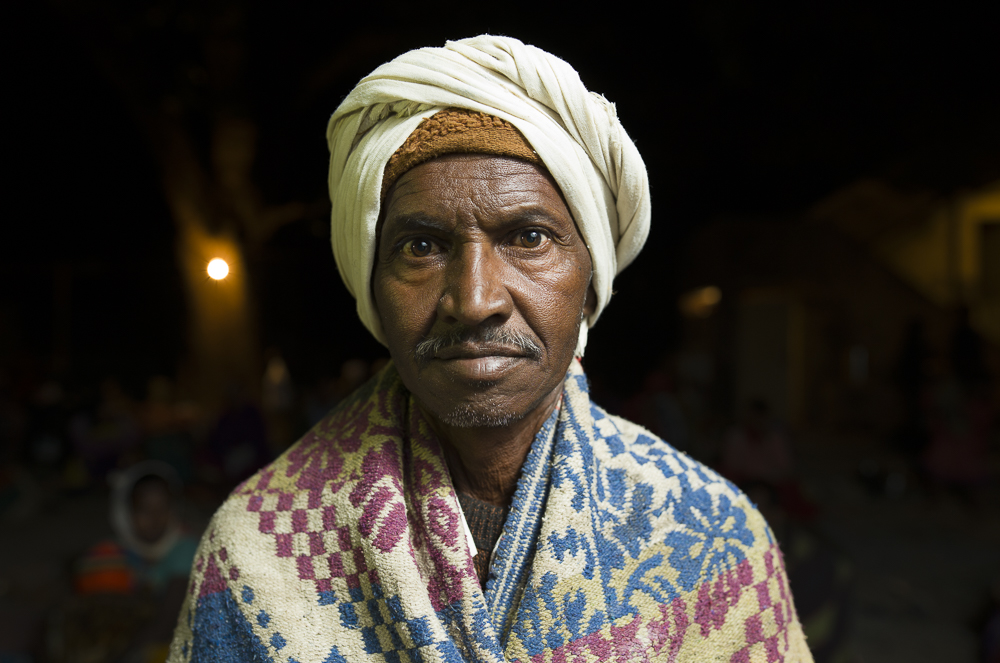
[207,258,230,280]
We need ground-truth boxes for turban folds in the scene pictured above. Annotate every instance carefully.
[327,35,651,355]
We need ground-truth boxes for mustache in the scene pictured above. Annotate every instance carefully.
[413,325,543,364]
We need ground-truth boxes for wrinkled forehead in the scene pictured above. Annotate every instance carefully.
[385,153,564,211]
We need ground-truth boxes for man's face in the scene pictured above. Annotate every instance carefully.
[373,154,595,428]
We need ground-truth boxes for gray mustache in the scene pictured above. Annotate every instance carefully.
[413,325,542,364]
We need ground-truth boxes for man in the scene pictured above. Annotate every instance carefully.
[168,36,812,662]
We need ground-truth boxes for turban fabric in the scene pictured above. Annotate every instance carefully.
[327,35,651,355]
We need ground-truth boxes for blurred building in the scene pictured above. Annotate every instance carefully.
[816,179,1000,342]
[678,178,1000,433]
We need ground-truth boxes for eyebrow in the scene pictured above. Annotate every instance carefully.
[500,207,564,225]
[382,212,450,235]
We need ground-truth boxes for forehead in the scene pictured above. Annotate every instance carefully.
[381,155,569,224]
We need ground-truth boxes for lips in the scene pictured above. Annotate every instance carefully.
[433,343,527,360]
[427,344,528,381]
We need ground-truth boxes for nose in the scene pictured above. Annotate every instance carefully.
[437,242,512,327]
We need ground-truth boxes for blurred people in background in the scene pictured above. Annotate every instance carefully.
[0,368,26,455]
[951,306,991,390]
[302,358,373,430]
[336,358,370,400]
[720,402,848,662]
[24,381,73,492]
[892,319,931,463]
[921,308,995,504]
[205,382,270,490]
[69,378,139,482]
[303,375,339,431]
[108,462,198,593]
[619,360,690,451]
[720,398,817,522]
[57,461,197,663]
[2,376,60,525]
[261,351,295,454]
[982,576,1000,663]
[721,399,793,486]
[739,480,852,663]
[139,376,197,486]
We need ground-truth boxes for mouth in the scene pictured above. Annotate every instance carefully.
[412,326,543,382]
[421,342,534,382]
[433,343,528,361]
[431,353,525,382]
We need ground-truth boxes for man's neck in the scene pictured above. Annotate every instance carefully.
[419,385,562,508]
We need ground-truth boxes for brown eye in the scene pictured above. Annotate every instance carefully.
[404,239,434,257]
[519,230,544,248]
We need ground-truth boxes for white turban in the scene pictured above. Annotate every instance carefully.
[327,35,651,356]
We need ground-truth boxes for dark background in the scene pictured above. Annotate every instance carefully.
[3,2,1000,662]
[8,2,999,391]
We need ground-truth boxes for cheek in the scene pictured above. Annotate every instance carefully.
[511,246,589,293]
[512,251,591,339]
[373,269,436,349]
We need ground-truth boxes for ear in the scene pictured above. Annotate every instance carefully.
[583,284,597,318]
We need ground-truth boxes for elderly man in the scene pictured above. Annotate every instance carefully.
[168,37,812,662]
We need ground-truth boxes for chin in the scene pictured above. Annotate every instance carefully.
[437,401,523,428]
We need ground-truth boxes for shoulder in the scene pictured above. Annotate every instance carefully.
[586,408,811,656]
[550,389,812,660]
[192,362,410,563]
[229,362,407,502]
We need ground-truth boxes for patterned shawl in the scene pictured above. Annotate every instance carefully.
[168,361,812,662]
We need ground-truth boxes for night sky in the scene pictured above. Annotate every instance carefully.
[7,1,1000,396]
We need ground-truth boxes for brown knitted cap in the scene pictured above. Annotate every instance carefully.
[381,108,543,200]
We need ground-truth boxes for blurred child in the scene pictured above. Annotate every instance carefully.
[61,461,197,663]
[108,461,197,593]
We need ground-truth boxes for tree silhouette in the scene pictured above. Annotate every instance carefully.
[52,0,330,402]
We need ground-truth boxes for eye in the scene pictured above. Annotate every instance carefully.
[516,230,546,248]
[403,238,435,257]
